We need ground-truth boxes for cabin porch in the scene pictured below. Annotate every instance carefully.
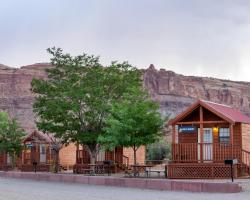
[74,145,129,174]
[167,100,250,179]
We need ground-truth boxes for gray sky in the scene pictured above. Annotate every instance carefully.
[1,0,250,81]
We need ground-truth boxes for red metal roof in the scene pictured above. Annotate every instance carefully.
[201,100,250,124]
[169,100,250,125]
[23,130,54,143]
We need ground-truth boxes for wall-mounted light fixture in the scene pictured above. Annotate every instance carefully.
[213,126,219,136]
[213,126,218,132]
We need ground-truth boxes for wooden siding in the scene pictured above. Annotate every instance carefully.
[123,146,145,165]
[59,143,76,168]
[241,123,250,152]
[233,123,242,148]
[178,132,197,143]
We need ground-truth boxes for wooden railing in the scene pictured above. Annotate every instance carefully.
[122,155,129,167]
[76,150,90,164]
[172,143,241,163]
[241,149,250,167]
[76,150,129,166]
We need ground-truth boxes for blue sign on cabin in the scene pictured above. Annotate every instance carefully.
[179,126,197,133]
[26,143,33,148]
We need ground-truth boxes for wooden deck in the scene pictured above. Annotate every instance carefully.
[74,147,129,174]
[168,143,250,179]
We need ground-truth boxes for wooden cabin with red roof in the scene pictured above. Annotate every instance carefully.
[167,100,250,179]
[21,131,55,172]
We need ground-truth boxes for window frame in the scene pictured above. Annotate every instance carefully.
[219,127,230,144]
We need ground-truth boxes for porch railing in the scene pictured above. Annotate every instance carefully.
[241,149,250,167]
[172,143,241,163]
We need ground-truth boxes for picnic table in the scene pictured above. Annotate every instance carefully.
[87,161,115,175]
[88,164,105,175]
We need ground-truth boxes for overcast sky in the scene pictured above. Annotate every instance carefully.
[1,0,250,81]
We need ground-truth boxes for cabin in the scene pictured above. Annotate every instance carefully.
[21,131,55,172]
[167,100,250,179]
[0,153,12,170]
[74,145,145,173]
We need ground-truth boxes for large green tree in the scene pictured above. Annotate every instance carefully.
[99,90,163,165]
[0,112,26,168]
[31,47,141,164]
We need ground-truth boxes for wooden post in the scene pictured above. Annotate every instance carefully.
[76,144,79,164]
[49,144,51,164]
[22,149,24,165]
[172,124,176,144]
[230,124,234,158]
[172,124,176,163]
[4,152,7,165]
[230,124,234,145]
[200,106,204,162]
[114,148,116,162]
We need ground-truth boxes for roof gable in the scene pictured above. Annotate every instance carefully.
[23,130,53,143]
[169,100,250,125]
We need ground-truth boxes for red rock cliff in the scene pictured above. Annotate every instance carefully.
[1,63,250,133]
[144,64,250,117]
[0,63,50,132]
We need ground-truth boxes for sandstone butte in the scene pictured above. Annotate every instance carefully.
[1,62,250,134]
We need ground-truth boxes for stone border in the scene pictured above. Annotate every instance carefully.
[0,171,242,193]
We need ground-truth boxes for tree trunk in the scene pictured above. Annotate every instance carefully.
[133,147,137,166]
[85,144,99,173]
[54,150,60,173]
[51,143,62,173]
[90,154,96,164]
[133,145,138,177]
[10,153,16,170]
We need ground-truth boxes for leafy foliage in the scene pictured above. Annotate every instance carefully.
[99,90,163,164]
[0,112,26,167]
[146,140,171,161]
[31,47,142,162]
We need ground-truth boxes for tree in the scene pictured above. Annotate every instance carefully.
[0,112,26,168]
[99,90,163,166]
[31,47,141,164]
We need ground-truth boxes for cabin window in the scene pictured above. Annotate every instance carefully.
[219,128,230,143]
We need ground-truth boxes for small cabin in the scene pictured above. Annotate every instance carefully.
[167,100,250,179]
[21,131,54,172]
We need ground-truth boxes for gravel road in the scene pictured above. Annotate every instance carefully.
[0,177,249,200]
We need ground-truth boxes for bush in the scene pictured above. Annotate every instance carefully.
[146,140,171,161]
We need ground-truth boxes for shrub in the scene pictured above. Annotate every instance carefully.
[146,140,171,161]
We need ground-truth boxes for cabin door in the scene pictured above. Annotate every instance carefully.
[39,144,46,163]
[198,128,213,162]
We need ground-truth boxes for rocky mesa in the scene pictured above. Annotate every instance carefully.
[0,63,49,132]
[144,64,250,118]
[1,62,250,133]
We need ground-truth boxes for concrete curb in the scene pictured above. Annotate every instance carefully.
[0,171,242,193]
